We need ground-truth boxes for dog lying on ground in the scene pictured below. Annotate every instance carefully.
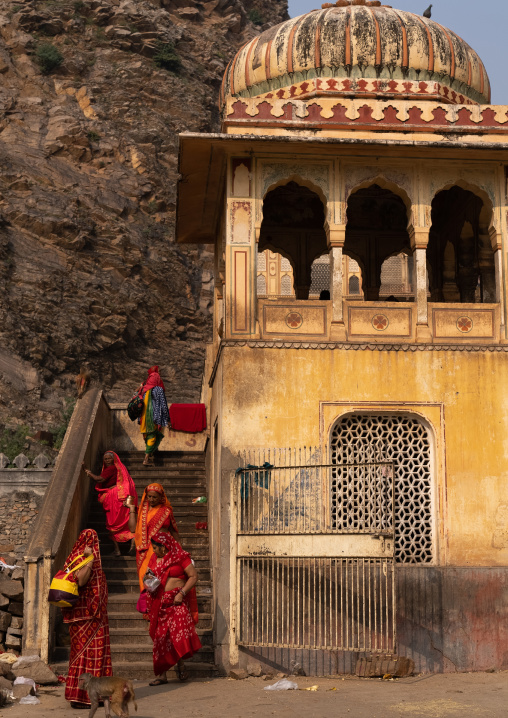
[78,673,138,718]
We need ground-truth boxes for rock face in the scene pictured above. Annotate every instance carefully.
[0,0,288,428]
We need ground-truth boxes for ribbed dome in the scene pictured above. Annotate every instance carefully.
[221,4,490,107]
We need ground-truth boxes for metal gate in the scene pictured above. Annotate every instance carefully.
[230,449,396,655]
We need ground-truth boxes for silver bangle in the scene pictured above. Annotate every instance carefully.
[179,588,187,597]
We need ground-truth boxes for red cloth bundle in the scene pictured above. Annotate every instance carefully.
[169,403,207,433]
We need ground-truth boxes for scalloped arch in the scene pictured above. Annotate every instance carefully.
[346,176,414,230]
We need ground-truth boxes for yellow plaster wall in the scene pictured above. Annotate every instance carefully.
[218,345,508,567]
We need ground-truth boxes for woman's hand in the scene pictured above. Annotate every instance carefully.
[83,546,93,557]
[173,591,184,605]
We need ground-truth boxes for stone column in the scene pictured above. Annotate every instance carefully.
[410,227,432,342]
[327,224,347,341]
[225,158,256,339]
[489,227,505,337]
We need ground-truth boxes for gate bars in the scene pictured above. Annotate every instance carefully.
[230,449,396,658]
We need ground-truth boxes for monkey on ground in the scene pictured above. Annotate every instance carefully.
[78,674,138,718]
[76,367,91,399]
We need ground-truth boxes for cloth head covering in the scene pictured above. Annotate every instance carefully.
[134,483,175,551]
[150,531,191,571]
[101,451,138,503]
[140,366,165,396]
[62,529,107,623]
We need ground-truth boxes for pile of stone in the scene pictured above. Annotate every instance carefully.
[0,563,26,653]
[0,654,58,704]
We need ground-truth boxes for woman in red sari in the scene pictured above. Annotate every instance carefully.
[84,451,138,556]
[62,529,112,708]
[145,531,201,685]
[127,483,178,591]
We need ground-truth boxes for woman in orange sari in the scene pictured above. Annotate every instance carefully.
[61,529,112,708]
[126,483,178,591]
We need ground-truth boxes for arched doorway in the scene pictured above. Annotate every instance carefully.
[330,414,434,563]
[344,185,411,301]
[259,181,327,299]
[427,186,495,303]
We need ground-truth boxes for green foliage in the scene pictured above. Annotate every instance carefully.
[87,130,101,142]
[0,425,30,461]
[248,9,264,25]
[147,200,158,215]
[73,0,85,10]
[153,42,181,73]
[35,43,64,74]
[52,398,76,451]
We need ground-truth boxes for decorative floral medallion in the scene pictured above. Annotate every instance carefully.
[371,314,389,331]
[456,316,473,333]
[285,311,303,329]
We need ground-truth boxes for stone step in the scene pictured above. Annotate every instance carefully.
[104,566,211,588]
[101,554,210,568]
[109,643,215,662]
[52,643,215,665]
[112,661,220,679]
[107,578,212,593]
[107,593,211,612]
[109,627,214,646]
[119,452,205,461]
[107,611,213,630]
[49,659,219,680]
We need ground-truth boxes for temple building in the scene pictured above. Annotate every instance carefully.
[176,1,508,675]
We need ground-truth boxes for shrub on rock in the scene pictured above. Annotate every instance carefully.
[35,43,63,74]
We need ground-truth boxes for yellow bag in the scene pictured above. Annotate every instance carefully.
[48,554,94,608]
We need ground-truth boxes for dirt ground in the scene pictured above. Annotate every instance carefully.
[1,672,507,718]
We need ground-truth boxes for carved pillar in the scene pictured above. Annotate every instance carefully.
[225,158,256,338]
[410,227,431,342]
[489,226,505,335]
[327,223,347,340]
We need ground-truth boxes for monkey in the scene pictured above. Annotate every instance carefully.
[76,367,91,399]
[78,674,138,718]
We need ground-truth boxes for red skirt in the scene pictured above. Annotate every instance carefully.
[150,588,202,675]
[97,484,135,543]
[65,615,112,704]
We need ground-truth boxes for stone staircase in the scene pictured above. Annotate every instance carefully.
[53,450,218,679]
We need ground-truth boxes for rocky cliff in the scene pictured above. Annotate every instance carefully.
[0,0,288,430]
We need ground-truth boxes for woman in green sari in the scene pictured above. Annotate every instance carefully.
[138,366,170,466]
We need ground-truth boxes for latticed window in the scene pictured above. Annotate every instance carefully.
[257,252,266,270]
[280,274,292,295]
[257,274,266,295]
[309,255,330,295]
[330,414,433,564]
[349,275,360,294]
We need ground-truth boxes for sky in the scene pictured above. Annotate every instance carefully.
[287,0,508,104]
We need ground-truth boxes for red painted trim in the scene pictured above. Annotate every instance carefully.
[435,22,455,78]
[244,37,258,88]
[315,10,324,69]
[416,16,434,73]
[264,39,273,81]
[345,6,352,67]
[230,41,249,96]
[392,10,409,68]
[287,18,301,75]
[368,7,382,67]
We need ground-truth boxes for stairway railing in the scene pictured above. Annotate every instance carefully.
[23,388,111,661]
